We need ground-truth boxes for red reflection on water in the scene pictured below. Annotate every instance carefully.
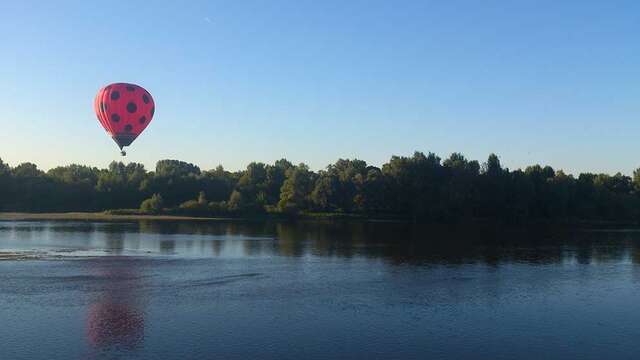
[87,302,144,348]
[85,260,145,350]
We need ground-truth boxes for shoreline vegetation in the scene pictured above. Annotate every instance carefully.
[0,251,41,260]
[0,210,397,222]
[2,151,640,225]
[0,212,226,221]
[0,212,637,229]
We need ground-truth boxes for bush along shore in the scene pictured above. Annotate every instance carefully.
[2,152,640,224]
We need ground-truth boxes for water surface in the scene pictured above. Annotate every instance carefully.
[2,220,640,359]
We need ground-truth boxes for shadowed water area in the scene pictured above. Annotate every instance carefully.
[2,220,640,359]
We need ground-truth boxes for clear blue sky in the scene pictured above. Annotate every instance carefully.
[1,0,638,174]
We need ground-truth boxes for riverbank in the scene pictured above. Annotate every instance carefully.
[0,211,402,223]
[0,212,230,222]
[0,211,637,229]
[0,251,41,260]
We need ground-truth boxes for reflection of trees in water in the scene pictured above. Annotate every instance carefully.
[274,223,307,257]
[100,219,640,265]
[47,221,98,233]
[103,229,126,255]
[274,221,389,259]
[4,221,98,235]
[273,222,640,266]
[137,220,276,238]
[631,239,640,265]
[138,220,280,256]
[160,240,176,254]
[86,259,146,353]
[211,240,223,256]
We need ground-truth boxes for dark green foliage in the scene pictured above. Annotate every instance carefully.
[155,160,201,178]
[0,158,11,210]
[279,163,315,213]
[227,162,268,213]
[1,152,640,223]
[140,193,164,214]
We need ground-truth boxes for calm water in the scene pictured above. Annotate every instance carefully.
[2,220,640,359]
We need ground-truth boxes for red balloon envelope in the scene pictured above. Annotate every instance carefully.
[94,83,155,155]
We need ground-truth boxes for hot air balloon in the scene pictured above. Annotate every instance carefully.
[94,83,155,156]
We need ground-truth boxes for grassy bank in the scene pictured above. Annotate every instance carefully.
[0,212,231,222]
[0,210,404,223]
[1,211,637,228]
[0,251,41,260]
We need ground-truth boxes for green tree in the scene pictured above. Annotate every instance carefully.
[0,158,11,210]
[311,171,338,211]
[140,193,164,214]
[353,168,387,213]
[12,163,44,178]
[144,160,202,206]
[279,164,315,213]
[96,162,148,209]
[2,151,640,223]
[264,159,293,205]
[155,160,201,178]
[442,153,480,220]
[383,151,445,219]
[228,162,269,212]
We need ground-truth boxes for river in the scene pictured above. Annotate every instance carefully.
[1,220,640,359]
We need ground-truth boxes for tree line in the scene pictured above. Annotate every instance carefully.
[1,152,640,223]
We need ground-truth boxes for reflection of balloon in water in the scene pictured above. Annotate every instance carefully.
[94,83,155,156]
[86,263,145,351]
[87,302,144,348]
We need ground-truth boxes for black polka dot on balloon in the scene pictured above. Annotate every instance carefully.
[127,102,137,113]
[111,113,120,122]
[126,86,135,92]
[142,94,149,104]
[111,91,120,100]
[125,124,133,132]
[151,107,155,116]
[139,116,147,124]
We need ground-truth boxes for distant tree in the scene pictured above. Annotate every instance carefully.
[264,159,293,205]
[228,162,269,213]
[2,151,640,223]
[482,153,503,176]
[311,171,338,211]
[478,154,507,218]
[353,167,387,213]
[442,153,480,220]
[178,191,209,215]
[48,164,99,185]
[96,162,148,209]
[46,164,100,211]
[0,158,10,210]
[155,160,201,178]
[506,169,535,221]
[12,163,44,178]
[144,160,202,206]
[0,158,9,175]
[227,190,245,212]
[327,159,368,212]
[279,164,315,213]
[140,194,164,214]
[9,162,55,211]
[633,168,640,192]
[382,151,444,219]
[200,165,236,202]
[197,191,207,204]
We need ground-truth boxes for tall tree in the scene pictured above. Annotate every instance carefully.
[279,164,315,213]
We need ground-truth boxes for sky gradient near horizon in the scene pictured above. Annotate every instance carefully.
[1,0,639,174]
